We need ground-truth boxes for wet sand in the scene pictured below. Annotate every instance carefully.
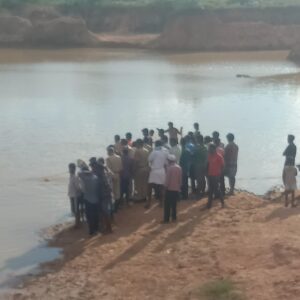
[4,192,300,300]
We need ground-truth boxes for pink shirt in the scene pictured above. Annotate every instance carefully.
[165,163,182,192]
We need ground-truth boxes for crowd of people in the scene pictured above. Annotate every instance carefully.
[68,122,239,236]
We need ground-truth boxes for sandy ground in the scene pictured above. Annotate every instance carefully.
[4,192,300,300]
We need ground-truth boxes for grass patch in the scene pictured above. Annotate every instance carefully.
[195,279,245,300]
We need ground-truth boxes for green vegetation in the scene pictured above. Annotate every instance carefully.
[1,0,300,10]
[195,279,245,300]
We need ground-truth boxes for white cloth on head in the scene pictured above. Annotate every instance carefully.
[148,147,168,185]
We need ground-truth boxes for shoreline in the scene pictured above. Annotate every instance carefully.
[2,188,290,300]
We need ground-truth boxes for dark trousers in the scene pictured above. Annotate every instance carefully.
[228,176,236,192]
[207,176,224,209]
[190,164,196,193]
[70,197,76,215]
[121,177,130,204]
[181,173,189,200]
[85,201,99,235]
[164,190,179,222]
[220,174,225,195]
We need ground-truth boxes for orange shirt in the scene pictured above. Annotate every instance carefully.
[208,152,224,177]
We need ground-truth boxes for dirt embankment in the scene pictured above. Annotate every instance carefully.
[4,192,300,300]
[2,5,300,56]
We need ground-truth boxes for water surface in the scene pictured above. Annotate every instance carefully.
[0,48,300,287]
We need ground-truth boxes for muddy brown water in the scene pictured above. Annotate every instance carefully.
[0,48,299,288]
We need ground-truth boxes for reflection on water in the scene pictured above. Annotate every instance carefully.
[0,48,300,286]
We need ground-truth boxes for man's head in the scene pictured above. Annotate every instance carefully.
[136,138,144,148]
[77,159,89,171]
[89,157,97,166]
[142,128,149,137]
[149,129,154,137]
[167,154,176,164]
[126,132,132,141]
[89,157,98,172]
[97,157,105,166]
[288,134,295,144]
[204,136,212,145]
[194,122,199,131]
[168,122,174,129]
[155,140,162,148]
[208,143,217,154]
[107,146,114,156]
[120,139,128,147]
[68,163,76,174]
[158,129,164,138]
[170,138,177,147]
[114,134,120,143]
[212,131,220,139]
[214,138,221,147]
[227,133,235,143]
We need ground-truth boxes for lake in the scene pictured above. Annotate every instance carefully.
[0,48,299,288]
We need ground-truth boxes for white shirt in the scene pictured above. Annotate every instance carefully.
[68,174,81,198]
[148,147,168,185]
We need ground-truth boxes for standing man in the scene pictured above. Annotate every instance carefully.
[212,131,224,148]
[194,122,200,136]
[145,140,168,209]
[164,122,182,142]
[180,137,192,200]
[194,135,208,197]
[169,137,181,163]
[106,147,122,211]
[68,163,82,228]
[134,139,150,202]
[120,148,134,206]
[114,135,122,156]
[207,143,225,209]
[163,155,182,223]
[78,165,100,236]
[126,132,133,147]
[224,133,239,196]
[283,134,297,166]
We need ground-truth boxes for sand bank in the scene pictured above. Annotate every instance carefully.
[3,192,300,300]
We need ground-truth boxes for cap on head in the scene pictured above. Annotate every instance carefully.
[167,154,176,162]
[68,163,76,172]
[77,159,89,171]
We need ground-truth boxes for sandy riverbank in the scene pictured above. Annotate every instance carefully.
[4,191,300,300]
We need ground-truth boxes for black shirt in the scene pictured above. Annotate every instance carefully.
[283,143,297,165]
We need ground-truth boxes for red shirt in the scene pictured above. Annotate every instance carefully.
[208,152,224,176]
